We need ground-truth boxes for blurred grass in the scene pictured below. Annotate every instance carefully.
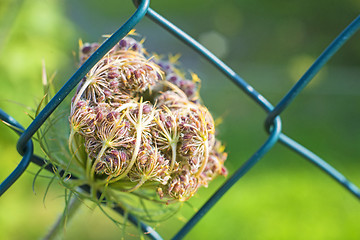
[0,0,359,239]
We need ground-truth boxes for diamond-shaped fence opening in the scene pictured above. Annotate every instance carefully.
[0,0,359,239]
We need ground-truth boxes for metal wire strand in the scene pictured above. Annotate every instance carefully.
[0,109,33,196]
[265,15,360,129]
[279,134,360,199]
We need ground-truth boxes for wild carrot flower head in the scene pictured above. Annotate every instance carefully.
[67,33,227,204]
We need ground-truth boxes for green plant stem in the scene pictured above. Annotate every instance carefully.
[110,101,145,182]
[170,142,177,171]
[42,195,82,240]
[122,176,147,192]
[69,129,85,167]
[90,142,108,181]
[195,139,209,177]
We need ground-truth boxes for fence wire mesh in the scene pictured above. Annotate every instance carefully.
[0,0,359,239]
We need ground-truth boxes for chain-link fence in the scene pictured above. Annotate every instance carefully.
[1,0,359,239]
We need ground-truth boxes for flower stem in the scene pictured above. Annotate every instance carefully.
[121,176,147,192]
[69,128,85,167]
[42,195,82,240]
[170,142,177,171]
[110,100,145,182]
[195,139,209,177]
[90,143,108,181]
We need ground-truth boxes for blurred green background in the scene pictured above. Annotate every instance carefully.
[0,0,359,239]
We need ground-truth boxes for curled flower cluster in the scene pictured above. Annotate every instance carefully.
[69,34,227,202]
[155,56,199,102]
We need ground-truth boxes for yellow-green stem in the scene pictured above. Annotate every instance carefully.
[110,101,144,182]
[42,195,82,240]
[195,139,209,177]
[72,78,93,108]
[69,128,85,167]
[89,143,108,181]
[170,142,177,171]
[121,176,147,192]
[111,122,142,182]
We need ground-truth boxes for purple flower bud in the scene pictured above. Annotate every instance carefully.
[110,149,119,156]
[180,175,186,182]
[106,111,119,122]
[95,162,104,172]
[104,155,112,164]
[108,71,119,79]
[134,70,141,79]
[82,44,92,54]
[165,120,172,129]
[119,39,127,48]
[110,80,119,89]
[143,104,151,114]
[169,75,178,81]
[190,157,198,165]
[132,108,139,116]
[185,88,195,96]
[159,113,166,122]
[181,145,188,153]
[76,100,87,108]
[183,133,193,140]
[131,43,139,51]
[158,62,171,71]
[96,111,103,122]
[104,89,112,97]
[87,118,95,126]
[113,157,119,167]
[120,151,127,162]
[179,80,185,87]
[157,62,165,69]
[168,74,180,85]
